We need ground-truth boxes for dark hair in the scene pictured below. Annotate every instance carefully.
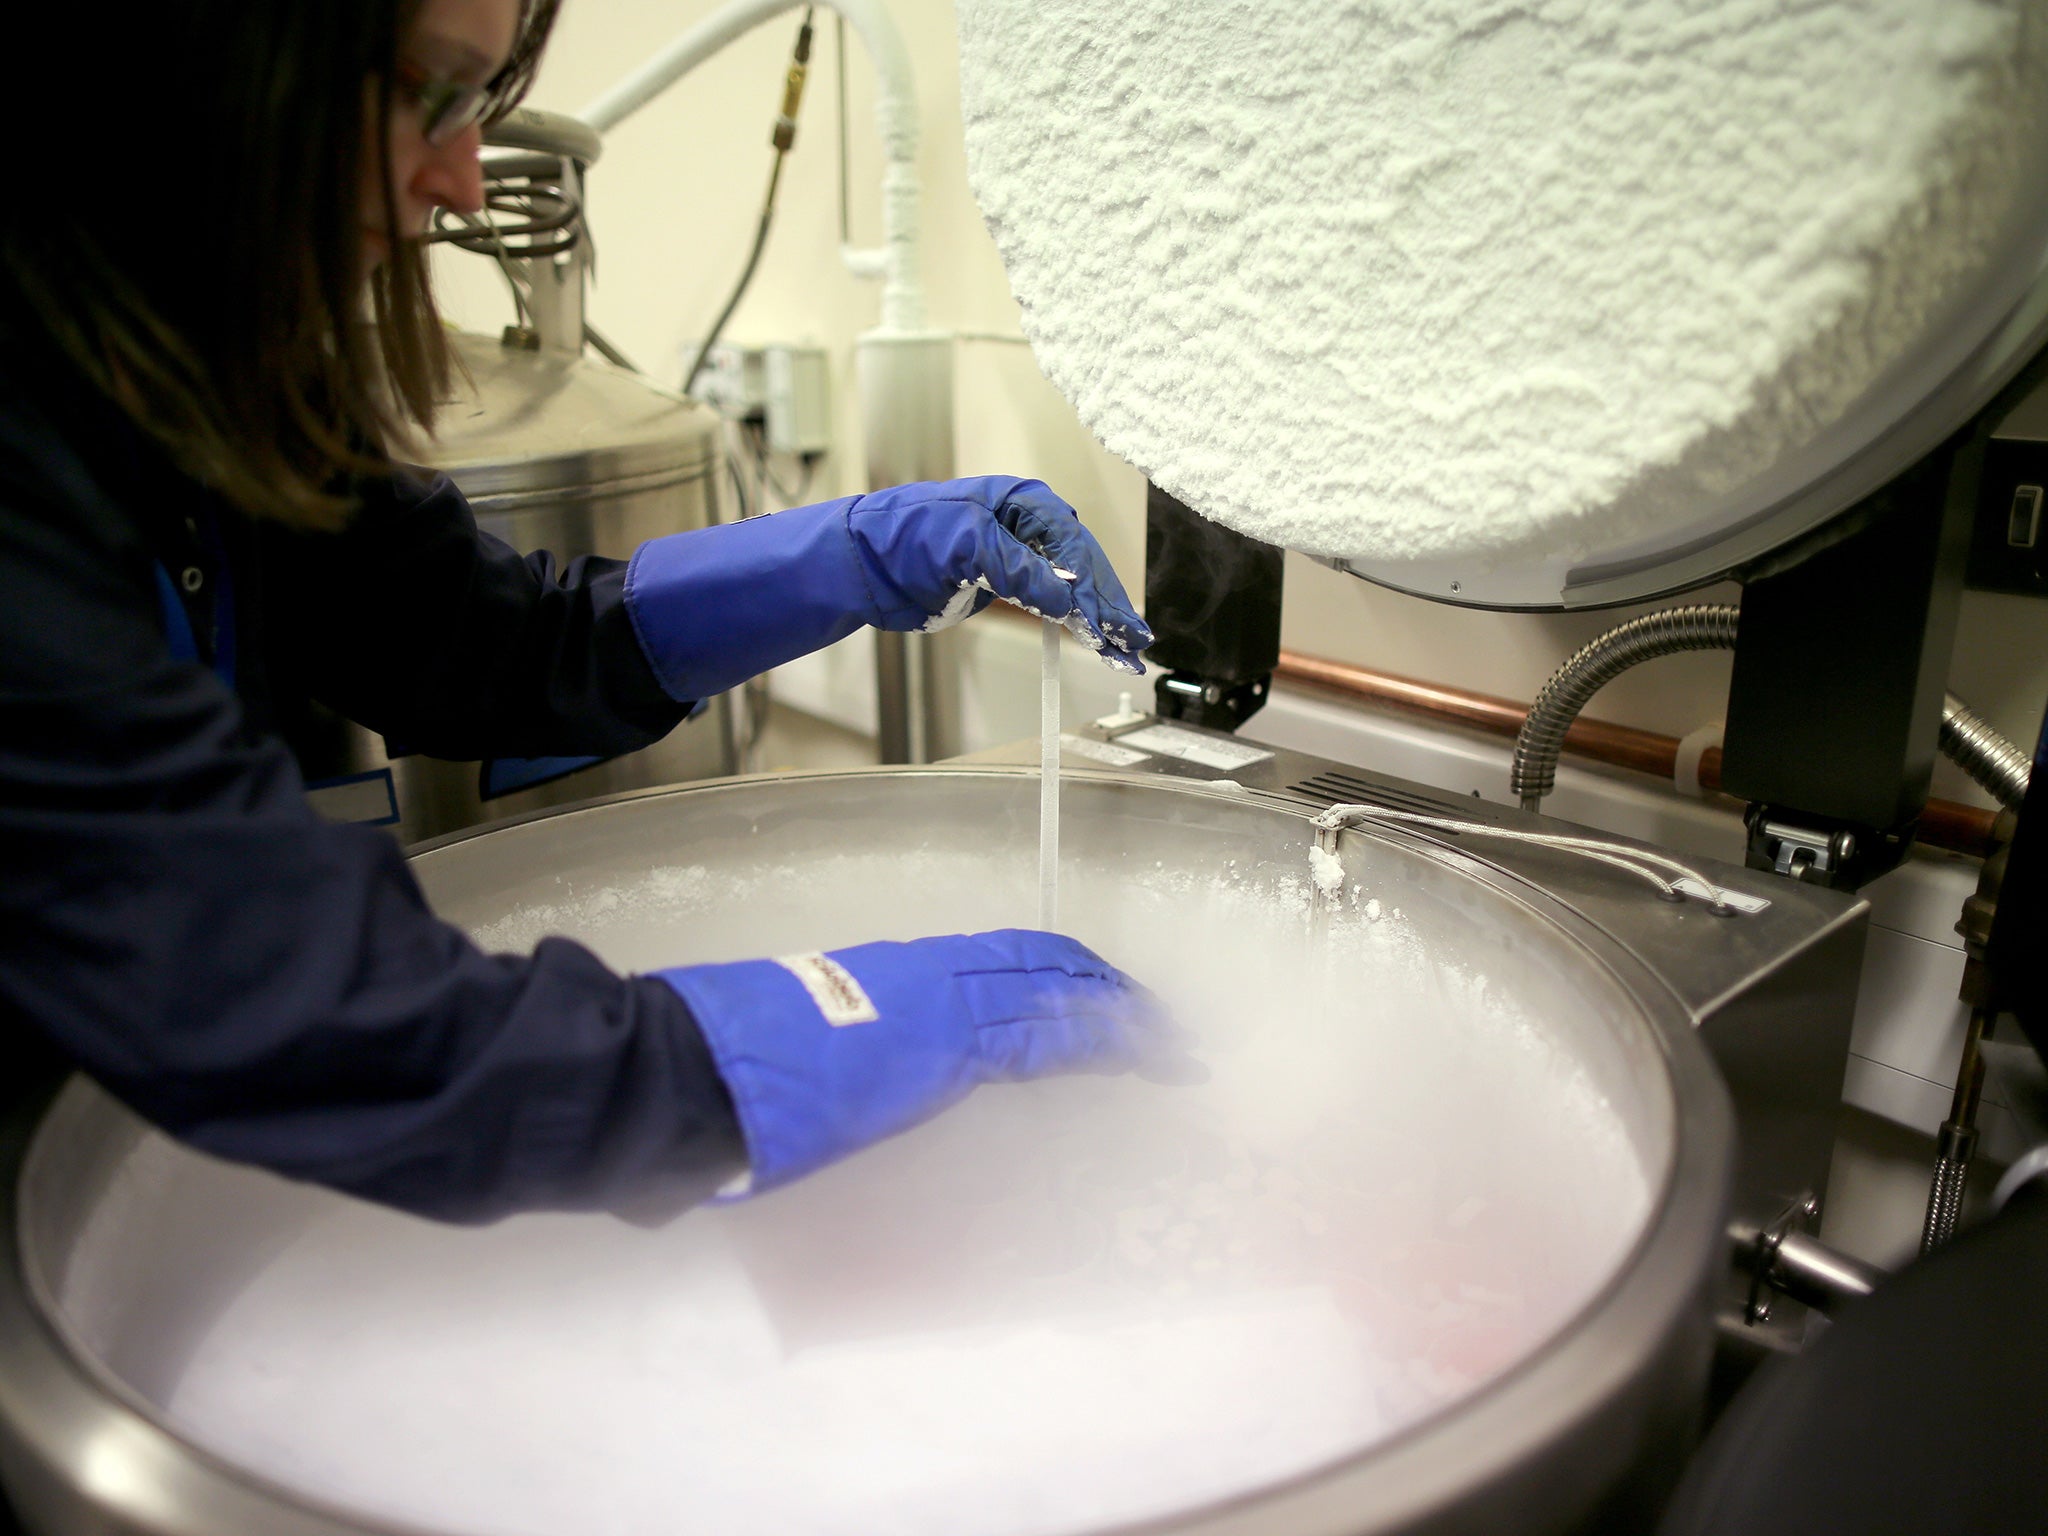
[1,1,561,528]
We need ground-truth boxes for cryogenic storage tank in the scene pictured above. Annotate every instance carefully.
[0,764,1866,1536]
[308,329,733,844]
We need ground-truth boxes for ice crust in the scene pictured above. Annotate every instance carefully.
[957,0,2048,573]
[70,840,1655,1536]
[1308,843,1345,896]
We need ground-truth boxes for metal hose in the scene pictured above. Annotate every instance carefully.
[1920,1005,1990,1255]
[1940,694,2034,810]
[1511,606,1741,811]
[1512,605,2032,814]
[1920,1138,1976,1252]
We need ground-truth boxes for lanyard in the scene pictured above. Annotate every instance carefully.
[151,513,237,688]
[147,506,611,825]
[150,516,401,828]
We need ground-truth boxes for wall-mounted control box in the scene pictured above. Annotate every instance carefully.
[763,345,831,456]
[687,342,831,458]
[688,342,768,420]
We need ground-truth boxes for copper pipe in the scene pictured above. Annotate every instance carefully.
[1919,800,1998,860]
[1275,649,1995,860]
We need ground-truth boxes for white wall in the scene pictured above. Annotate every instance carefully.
[435,0,2048,808]
[436,0,1144,580]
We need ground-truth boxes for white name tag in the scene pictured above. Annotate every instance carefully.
[775,953,880,1026]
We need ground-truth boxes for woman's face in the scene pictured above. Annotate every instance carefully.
[362,0,521,273]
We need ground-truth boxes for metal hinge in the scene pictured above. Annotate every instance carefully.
[1757,819,1856,881]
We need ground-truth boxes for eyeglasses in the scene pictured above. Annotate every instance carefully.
[395,58,502,148]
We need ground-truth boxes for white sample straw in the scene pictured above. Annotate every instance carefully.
[1038,619,1061,930]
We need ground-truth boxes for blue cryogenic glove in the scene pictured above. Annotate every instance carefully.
[655,930,1193,1194]
[623,476,1153,705]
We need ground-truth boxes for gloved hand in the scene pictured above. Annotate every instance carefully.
[655,930,1195,1194]
[624,476,1153,705]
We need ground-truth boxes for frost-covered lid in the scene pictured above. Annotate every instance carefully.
[959,0,2048,607]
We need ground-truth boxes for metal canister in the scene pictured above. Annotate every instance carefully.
[317,329,733,843]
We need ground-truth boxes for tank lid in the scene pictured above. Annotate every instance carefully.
[422,330,720,500]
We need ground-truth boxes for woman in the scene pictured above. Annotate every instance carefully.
[0,0,1175,1222]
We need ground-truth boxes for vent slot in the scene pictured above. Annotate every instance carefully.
[1287,770,1473,827]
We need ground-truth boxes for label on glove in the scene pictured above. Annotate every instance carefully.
[776,953,880,1026]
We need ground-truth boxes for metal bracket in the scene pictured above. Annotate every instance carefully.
[1735,1192,1886,1324]
[1742,1192,1818,1326]
[1143,482,1282,736]
[1154,670,1272,734]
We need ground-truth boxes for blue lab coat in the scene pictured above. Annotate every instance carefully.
[0,357,745,1222]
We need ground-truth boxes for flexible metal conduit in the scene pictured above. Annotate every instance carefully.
[1511,607,1740,812]
[1510,604,2032,815]
[1941,694,2035,811]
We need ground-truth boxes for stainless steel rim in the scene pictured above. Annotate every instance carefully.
[5,766,1735,1536]
[0,1082,433,1536]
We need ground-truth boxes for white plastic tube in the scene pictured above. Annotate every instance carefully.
[1038,619,1061,930]
[577,0,926,333]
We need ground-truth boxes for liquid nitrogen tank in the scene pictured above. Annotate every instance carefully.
[301,328,734,845]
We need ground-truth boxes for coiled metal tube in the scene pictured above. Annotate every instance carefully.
[1511,607,1740,811]
[427,178,585,260]
[1940,693,2034,810]
[1512,607,2032,814]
